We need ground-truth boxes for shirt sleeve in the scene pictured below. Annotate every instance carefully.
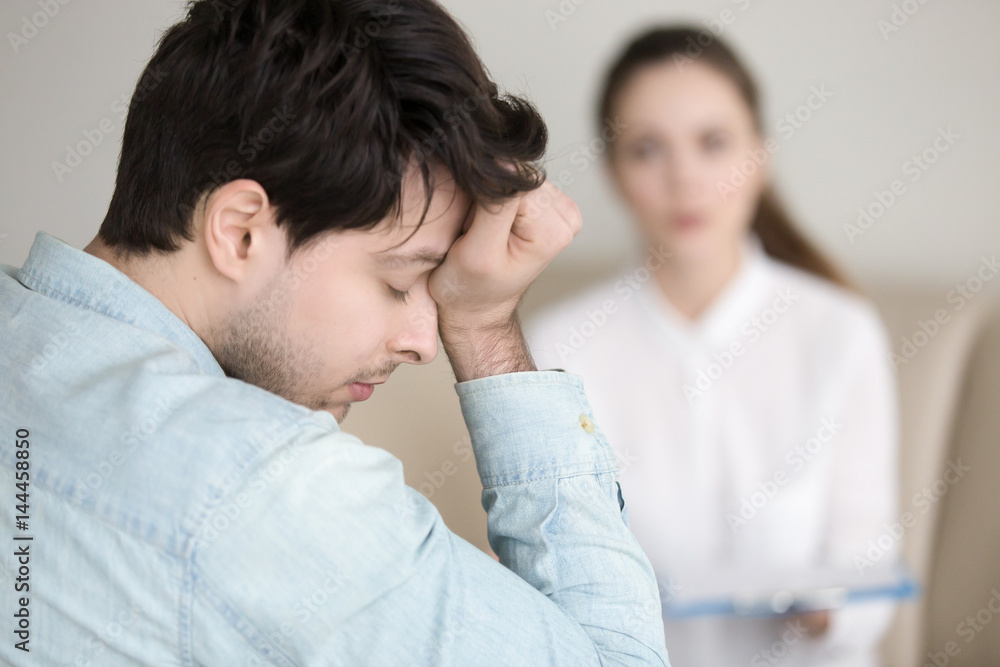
[188,370,669,666]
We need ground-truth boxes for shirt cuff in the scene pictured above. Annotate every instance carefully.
[454,370,616,488]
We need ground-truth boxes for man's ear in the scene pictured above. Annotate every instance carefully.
[202,179,285,284]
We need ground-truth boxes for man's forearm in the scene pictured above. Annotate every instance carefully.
[440,314,536,382]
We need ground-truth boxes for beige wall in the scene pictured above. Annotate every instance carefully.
[2,1,998,296]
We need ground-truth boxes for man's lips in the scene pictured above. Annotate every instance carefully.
[348,383,374,401]
[347,378,388,402]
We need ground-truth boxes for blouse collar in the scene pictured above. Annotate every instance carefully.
[635,232,774,351]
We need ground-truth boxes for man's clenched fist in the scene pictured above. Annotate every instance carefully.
[429,179,582,381]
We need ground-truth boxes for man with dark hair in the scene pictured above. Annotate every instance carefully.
[0,0,669,664]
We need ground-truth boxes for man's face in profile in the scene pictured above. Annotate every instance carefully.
[212,164,471,422]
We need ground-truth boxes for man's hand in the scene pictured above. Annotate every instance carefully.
[429,179,582,382]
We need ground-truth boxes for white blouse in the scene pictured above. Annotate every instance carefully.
[525,234,900,666]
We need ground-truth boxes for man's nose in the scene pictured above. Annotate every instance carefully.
[392,293,439,366]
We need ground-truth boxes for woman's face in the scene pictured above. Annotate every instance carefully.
[608,60,767,263]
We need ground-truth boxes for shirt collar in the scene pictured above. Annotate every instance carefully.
[636,232,774,350]
[16,231,224,377]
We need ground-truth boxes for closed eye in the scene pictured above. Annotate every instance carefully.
[388,285,410,303]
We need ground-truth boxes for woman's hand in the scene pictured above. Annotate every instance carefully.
[793,610,831,638]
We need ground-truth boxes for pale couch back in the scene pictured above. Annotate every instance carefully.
[921,309,1000,666]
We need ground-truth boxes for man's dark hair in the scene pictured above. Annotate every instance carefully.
[98,0,548,259]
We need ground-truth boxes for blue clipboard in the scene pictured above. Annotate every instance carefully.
[662,562,921,619]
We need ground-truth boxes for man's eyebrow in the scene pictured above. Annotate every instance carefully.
[374,248,448,269]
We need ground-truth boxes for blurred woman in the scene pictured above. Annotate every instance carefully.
[526,27,900,666]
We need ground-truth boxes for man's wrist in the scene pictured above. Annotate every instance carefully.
[440,314,536,382]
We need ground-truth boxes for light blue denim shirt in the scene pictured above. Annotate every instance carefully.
[0,232,669,666]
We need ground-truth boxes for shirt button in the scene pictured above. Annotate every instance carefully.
[579,414,595,433]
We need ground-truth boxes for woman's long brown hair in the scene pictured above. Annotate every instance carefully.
[599,27,852,289]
